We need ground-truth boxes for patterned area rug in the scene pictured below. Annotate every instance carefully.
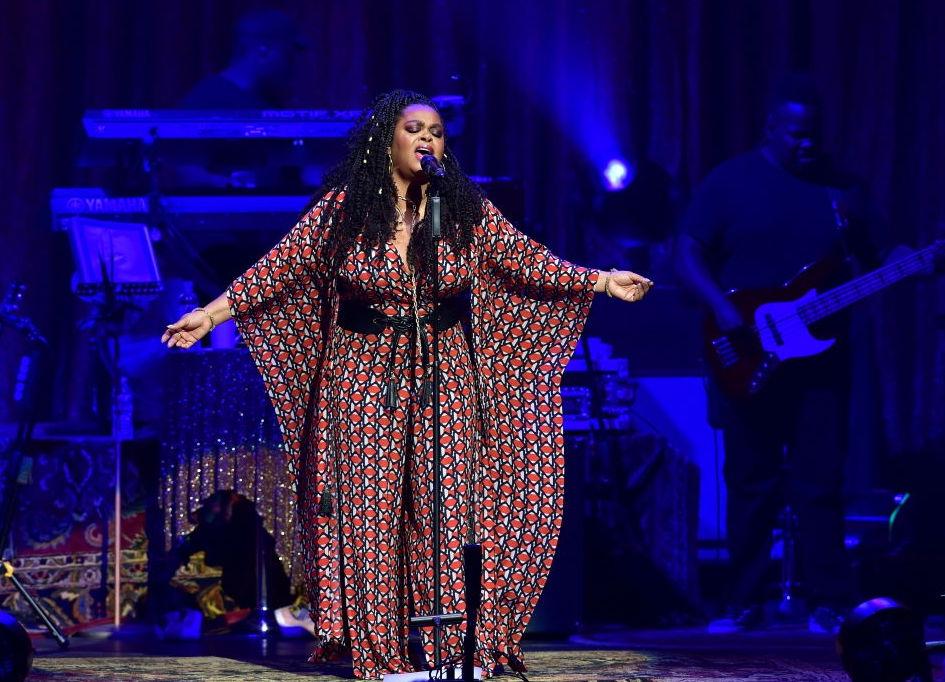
[30,649,847,681]
[32,656,333,681]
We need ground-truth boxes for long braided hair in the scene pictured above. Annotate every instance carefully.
[306,90,484,280]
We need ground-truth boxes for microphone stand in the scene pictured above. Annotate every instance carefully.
[403,166,481,682]
[0,296,69,649]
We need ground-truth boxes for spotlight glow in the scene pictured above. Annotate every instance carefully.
[603,158,634,191]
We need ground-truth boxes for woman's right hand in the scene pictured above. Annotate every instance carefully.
[162,309,212,349]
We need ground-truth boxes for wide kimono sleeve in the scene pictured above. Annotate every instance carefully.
[469,199,598,662]
[226,191,341,502]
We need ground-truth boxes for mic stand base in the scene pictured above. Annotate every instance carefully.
[383,667,482,682]
[240,606,281,637]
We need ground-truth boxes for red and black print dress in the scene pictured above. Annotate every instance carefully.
[228,189,598,679]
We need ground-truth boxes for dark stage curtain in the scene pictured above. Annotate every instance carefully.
[1,0,942,466]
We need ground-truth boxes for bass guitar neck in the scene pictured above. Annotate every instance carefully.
[705,241,943,398]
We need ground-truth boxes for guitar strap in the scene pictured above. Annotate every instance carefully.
[828,187,863,277]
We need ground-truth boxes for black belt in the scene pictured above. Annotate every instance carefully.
[336,296,469,408]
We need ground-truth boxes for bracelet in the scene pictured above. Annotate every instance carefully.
[597,270,613,297]
[194,307,216,331]
[605,269,616,298]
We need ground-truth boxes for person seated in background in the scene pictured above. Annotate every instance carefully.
[170,8,316,299]
[181,8,306,110]
[177,8,311,192]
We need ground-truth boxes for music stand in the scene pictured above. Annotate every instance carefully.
[64,217,162,629]
[64,217,162,297]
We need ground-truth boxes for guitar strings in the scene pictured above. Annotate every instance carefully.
[721,246,935,343]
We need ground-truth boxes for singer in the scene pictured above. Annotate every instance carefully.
[161,89,652,679]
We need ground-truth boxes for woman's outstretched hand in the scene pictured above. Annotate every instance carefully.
[597,270,654,302]
[162,309,212,349]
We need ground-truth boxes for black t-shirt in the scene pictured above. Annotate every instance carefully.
[180,74,271,109]
[681,150,880,291]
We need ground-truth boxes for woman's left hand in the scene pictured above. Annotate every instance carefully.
[597,270,653,302]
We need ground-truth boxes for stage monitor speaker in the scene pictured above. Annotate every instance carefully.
[631,376,726,546]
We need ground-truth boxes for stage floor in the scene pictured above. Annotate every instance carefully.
[28,626,854,681]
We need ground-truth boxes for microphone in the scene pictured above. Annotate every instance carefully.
[420,154,445,179]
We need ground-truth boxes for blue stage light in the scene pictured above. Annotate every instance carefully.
[602,158,635,191]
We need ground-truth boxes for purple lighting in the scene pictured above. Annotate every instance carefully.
[602,158,634,191]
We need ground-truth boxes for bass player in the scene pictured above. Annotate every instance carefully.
[676,74,889,635]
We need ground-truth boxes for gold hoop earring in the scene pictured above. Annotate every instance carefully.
[387,149,393,176]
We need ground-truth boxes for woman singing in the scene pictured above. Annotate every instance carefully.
[162,89,652,679]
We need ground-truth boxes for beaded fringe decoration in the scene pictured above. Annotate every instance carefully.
[159,349,298,580]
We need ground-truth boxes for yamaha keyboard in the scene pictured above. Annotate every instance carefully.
[83,109,360,140]
[82,98,465,140]
[51,188,309,233]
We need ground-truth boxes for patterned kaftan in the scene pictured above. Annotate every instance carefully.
[228,190,597,679]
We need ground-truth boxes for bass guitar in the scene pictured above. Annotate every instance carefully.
[705,241,944,398]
